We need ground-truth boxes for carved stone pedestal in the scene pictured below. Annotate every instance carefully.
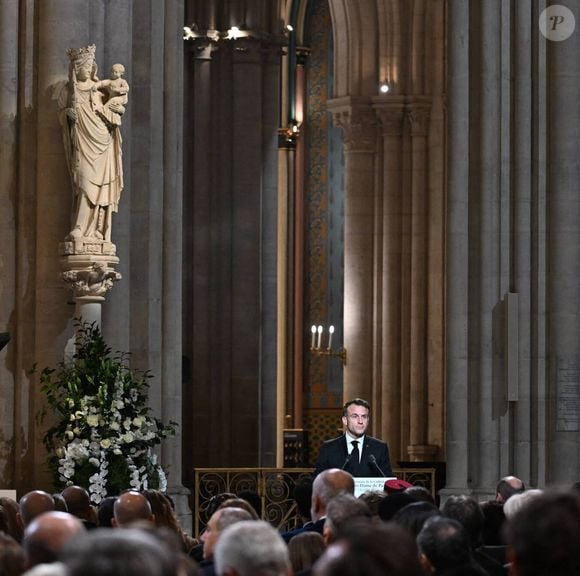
[60,239,122,327]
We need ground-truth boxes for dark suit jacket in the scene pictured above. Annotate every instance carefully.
[281,518,325,543]
[314,435,393,477]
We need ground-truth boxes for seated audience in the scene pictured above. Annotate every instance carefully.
[442,495,506,576]
[314,519,423,576]
[143,489,197,552]
[288,532,325,575]
[200,507,254,576]
[112,491,154,527]
[0,532,25,576]
[236,490,262,518]
[505,489,580,576]
[97,496,117,528]
[417,516,486,576]
[18,492,54,529]
[215,520,290,576]
[357,490,385,516]
[404,485,436,505]
[22,511,85,569]
[322,493,371,545]
[392,501,440,538]
[495,476,525,503]
[216,498,259,520]
[60,486,96,529]
[60,528,177,576]
[377,492,416,522]
[282,469,354,542]
[291,477,314,528]
[503,489,542,520]
[0,497,23,542]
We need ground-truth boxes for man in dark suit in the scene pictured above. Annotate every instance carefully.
[314,398,393,477]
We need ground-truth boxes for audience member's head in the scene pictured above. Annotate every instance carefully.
[207,493,236,519]
[314,519,423,576]
[113,491,154,527]
[142,490,183,533]
[61,528,176,576]
[0,497,23,542]
[377,492,416,522]
[288,531,325,574]
[479,500,506,545]
[441,495,485,549]
[51,494,67,513]
[61,486,93,521]
[0,532,26,576]
[292,477,314,523]
[495,475,525,502]
[392,501,440,538]
[357,490,385,516]
[97,496,117,528]
[506,489,580,576]
[22,511,85,568]
[404,485,435,505]
[18,491,55,528]
[236,490,262,518]
[503,489,543,520]
[323,493,372,544]
[311,469,355,522]
[217,498,259,520]
[417,516,474,574]
[215,520,290,576]
[201,507,253,561]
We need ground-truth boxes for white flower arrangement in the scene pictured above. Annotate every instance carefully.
[39,322,176,504]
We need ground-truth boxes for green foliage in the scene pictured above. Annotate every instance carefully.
[38,321,176,503]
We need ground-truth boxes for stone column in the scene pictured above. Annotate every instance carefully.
[0,0,19,485]
[160,0,187,523]
[446,0,471,495]
[329,97,377,401]
[547,4,580,483]
[406,98,437,461]
[373,97,405,459]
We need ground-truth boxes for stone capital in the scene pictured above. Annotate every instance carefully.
[405,98,432,136]
[372,96,406,136]
[61,254,121,302]
[328,97,377,153]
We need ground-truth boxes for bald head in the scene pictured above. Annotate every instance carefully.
[61,486,92,519]
[311,469,355,521]
[496,476,525,502]
[19,490,55,527]
[23,511,85,567]
[113,491,154,527]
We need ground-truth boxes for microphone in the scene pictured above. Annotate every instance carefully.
[342,452,352,470]
[368,454,386,477]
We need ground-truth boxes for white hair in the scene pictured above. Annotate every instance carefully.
[504,489,543,519]
[215,520,290,576]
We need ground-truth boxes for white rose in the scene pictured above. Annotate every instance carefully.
[65,430,74,440]
[70,414,76,421]
[123,432,135,444]
[123,419,132,430]
[133,417,144,427]
[100,438,112,449]
[86,415,99,427]
[110,421,120,431]
[73,427,80,435]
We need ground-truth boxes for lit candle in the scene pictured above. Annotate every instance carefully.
[328,325,335,350]
[311,325,316,348]
[317,325,323,349]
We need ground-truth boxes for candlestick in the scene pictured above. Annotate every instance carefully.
[328,325,334,350]
[311,325,316,348]
[317,325,323,349]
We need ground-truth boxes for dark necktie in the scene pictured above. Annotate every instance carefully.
[351,440,360,465]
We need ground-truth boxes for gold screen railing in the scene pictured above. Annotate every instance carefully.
[192,467,436,537]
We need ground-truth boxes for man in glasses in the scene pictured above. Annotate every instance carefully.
[314,398,393,478]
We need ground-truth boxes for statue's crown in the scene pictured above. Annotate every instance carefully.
[67,44,96,63]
